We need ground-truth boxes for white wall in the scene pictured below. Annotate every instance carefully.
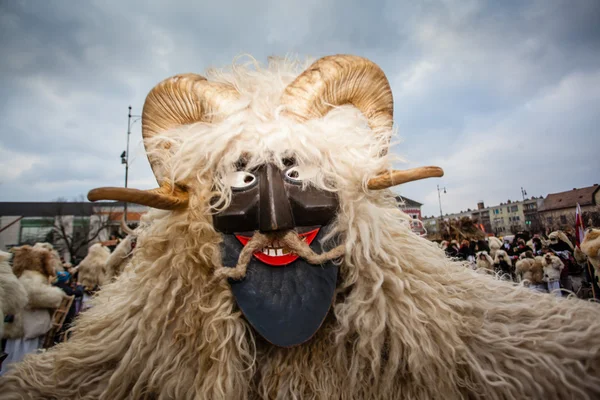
[0,216,21,250]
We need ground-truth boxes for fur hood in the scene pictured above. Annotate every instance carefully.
[77,243,110,290]
[105,236,136,281]
[475,251,494,272]
[33,242,64,273]
[10,245,55,279]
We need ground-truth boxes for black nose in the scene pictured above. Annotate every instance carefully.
[259,163,294,232]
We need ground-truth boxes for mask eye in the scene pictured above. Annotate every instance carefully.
[284,165,317,183]
[224,171,257,189]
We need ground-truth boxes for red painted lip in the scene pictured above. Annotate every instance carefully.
[235,228,320,266]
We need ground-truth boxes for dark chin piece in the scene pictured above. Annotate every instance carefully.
[221,226,339,348]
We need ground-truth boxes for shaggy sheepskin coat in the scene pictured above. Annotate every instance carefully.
[76,243,110,291]
[542,254,564,282]
[32,243,63,273]
[2,56,600,400]
[3,270,65,339]
[0,251,28,340]
[2,246,64,340]
[487,236,502,259]
[515,257,544,285]
[582,229,600,278]
[475,251,494,273]
[104,236,135,281]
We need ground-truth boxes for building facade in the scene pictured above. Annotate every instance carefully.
[538,184,600,232]
[395,196,425,235]
[423,197,545,237]
[0,202,148,261]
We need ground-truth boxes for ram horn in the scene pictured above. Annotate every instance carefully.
[87,182,189,210]
[280,54,393,134]
[367,166,444,190]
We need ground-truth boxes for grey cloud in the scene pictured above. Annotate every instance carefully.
[0,0,598,218]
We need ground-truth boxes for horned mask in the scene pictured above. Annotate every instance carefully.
[89,55,443,347]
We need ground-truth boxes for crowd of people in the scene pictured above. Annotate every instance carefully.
[0,240,114,375]
[437,230,599,298]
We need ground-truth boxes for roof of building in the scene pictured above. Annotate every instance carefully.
[395,196,423,208]
[0,201,146,217]
[0,202,96,217]
[538,184,599,212]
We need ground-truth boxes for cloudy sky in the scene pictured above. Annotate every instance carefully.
[1,0,599,217]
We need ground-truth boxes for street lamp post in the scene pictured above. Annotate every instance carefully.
[521,187,527,201]
[437,184,447,219]
[122,106,141,224]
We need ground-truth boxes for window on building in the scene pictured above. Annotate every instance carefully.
[20,218,55,244]
[511,205,518,212]
[515,216,520,221]
[547,217,553,225]
[560,215,567,224]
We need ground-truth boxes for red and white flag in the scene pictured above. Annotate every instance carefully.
[575,203,585,248]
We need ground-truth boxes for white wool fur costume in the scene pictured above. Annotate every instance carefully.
[76,243,110,290]
[581,228,600,278]
[515,258,544,285]
[3,55,600,400]
[0,251,28,339]
[487,236,502,258]
[542,254,564,282]
[2,250,64,340]
[104,235,136,281]
[493,249,510,265]
[32,242,63,273]
[549,230,574,250]
[475,251,494,273]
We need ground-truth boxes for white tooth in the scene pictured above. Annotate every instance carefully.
[276,249,283,256]
[268,249,276,256]
[262,249,269,255]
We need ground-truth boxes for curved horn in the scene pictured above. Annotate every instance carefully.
[280,55,393,133]
[88,74,239,210]
[367,166,444,190]
[142,73,240,180]
[120,218,135,236]
[87,182,189,210]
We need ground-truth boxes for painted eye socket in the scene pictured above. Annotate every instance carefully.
[224,171,257,189]
[284,165,317,183]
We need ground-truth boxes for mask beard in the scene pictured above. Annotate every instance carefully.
[212,230,345,282]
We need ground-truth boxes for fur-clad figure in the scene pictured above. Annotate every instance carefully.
[104,236,136,281]
[475,251,494,273]
[515,254,544,287]
[581,228,600,278]
[1,246,64,376]
[104,222,138,281]
[548,230,574,251]
[76,243,110,291]
[0,251,28,340]
[10,245,54,279]
[3,55,600,399]
[493,249,513,278]
[487,236,502,258]
[542,253,564,297]
[32,243,63,273]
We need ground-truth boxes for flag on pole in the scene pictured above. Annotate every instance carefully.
[575,203,585,248]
